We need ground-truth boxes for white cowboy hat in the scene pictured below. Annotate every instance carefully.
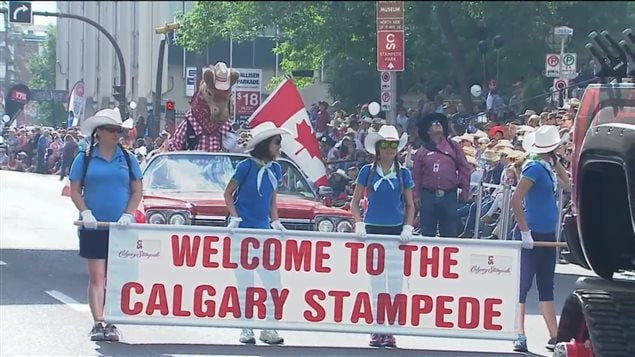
[79,107,133,136]
[522,125,562,154]
[466,155,477,166]
[473,129,488,138]
[335,169,349,179]
[243,121,292,152]
[213,62,232,91]
[364,125,408,155]
[494,139,514,149]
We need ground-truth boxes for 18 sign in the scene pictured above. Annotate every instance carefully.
[236,92,260,107]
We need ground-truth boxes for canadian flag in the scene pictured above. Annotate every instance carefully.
[248,79,328,187]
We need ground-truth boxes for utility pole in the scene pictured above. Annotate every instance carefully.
[152,22,179,138]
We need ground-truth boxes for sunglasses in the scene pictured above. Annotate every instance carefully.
[100,126,123,133]
[378,141,399,150]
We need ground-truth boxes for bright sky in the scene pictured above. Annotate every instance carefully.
[32,1,57,26]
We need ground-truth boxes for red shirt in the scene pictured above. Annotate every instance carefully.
[412,138,471,200]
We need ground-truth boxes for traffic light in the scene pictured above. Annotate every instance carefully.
[165,100,175,122]
[166,100,174,111]
[112,85,125,103]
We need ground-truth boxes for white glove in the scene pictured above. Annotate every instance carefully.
[400,224,414,242]
[520,230,534,249]
[271,219,286,232]
[227,216,242,230]
[117,213,134,226]
[80,210,98,230]
[355,222,367,239]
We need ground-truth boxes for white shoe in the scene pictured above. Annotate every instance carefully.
[259,329,284,345]
[239,329,255,344]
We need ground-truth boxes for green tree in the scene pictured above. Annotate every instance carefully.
[27,24,66,127]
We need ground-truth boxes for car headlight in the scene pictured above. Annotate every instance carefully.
[317,218,334,232]
[169,213,187,225]
[336,220,353,233]
[148,212,166,224]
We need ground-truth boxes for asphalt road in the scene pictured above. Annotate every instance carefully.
[0,170,593,357]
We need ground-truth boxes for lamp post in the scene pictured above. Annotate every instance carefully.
[152,22,180,138]
[493,35,504,82]
[477,40,488,87]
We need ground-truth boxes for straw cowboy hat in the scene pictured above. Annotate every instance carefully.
[482,150,501,162]
[364,125,408,155]
[494,139,514,150]
[462,146,476,158]
[516,125,535,134]
[79,107,133,136]
[508,150,528,160]
[212,62,232,91]
[243,122,292,152]
[466,155,477,166]
[522,125,562,154]
[473,129,488,139]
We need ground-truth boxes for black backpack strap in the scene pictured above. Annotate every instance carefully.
[80,149,93,190]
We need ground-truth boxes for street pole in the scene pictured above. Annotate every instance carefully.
[388,73,397,124]
[153,23,179,138]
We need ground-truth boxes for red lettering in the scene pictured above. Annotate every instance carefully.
[171,234,200,267]
[304,289,326,322]
[262,238,282,270]
[345,242,364,274]
[193,285,216,318]
[435,295,454,328]
[366,243,385,275]
[218,287,241,318]
[484,298,503,330]
[377,293,407,325]
[172,284,190,317]
[458,297,480,329]
[241,238,259,269]
[420,246,440,277]
[399,245,417,277]
[222,237,238,269]
[328,290,351,322]
[121,282,143,315]
[443,247,459,279]
[271,288,290,320]
[411,294,433,326]
[146,284,169,316]
[351,292,373,324]
[245,287,266,319]
[285,240,312,272]
[202,236,219,268]
[314,241,332,273]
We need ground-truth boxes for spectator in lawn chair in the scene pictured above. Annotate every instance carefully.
[413,113,471,237]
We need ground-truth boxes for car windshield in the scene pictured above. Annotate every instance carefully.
[143,154,316,199]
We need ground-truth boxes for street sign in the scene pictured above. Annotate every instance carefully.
[553,78,568,91]
[380,91,391,111]
[29,89,69,102]
[9,1,32,25]
[554,26,574,37]
[561,53,577,79]
[233,68,262,124]
[545,53,560,77]
[185,67,197,97]
[376,1,404,72]
[380,71,391,91]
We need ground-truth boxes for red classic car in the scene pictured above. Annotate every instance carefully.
[137,151,354,232]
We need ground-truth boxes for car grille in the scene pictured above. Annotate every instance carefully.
[190,219,313,231]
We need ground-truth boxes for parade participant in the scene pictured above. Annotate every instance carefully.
[350,125,415,348]
[413,113,471,237]
[223,121,291,345]
[69,108,143,342]
[510,125,568,352]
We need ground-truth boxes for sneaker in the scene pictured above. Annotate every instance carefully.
[546,336,557,351]
[382,334,397,348]
[89,323,105,341]
[239,329,256,344]
[104,323,120,342]
[513,334,528,352]
[259,329,284,345]
[369,333,383,347]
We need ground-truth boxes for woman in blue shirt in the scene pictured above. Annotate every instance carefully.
[224,121,291,345]
[510,125,571,353]
[350,125,415,348]
[69,108,143,342]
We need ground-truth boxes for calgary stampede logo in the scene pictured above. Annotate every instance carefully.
[470,255,512,275]
[118,239,161,259]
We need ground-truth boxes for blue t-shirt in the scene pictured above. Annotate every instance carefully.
[231,158,282,229]
[69,146,143,230]
[521,161,558,233]
[357,163,414,226]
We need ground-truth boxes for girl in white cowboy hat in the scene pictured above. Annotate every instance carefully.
[350,124,415,348]
[69,108,142,342]
[223,121,291,345]
[510,125,571,352]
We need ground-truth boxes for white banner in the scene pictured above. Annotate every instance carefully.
[105,225,521,340]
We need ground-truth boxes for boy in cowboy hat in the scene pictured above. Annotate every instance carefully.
[510,125,571,352]
[223,121,291,345]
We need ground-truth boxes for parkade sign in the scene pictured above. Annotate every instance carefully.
[104,225,520,339]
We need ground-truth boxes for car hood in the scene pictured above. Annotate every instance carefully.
[142,190,351,219]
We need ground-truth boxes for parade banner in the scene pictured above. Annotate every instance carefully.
[67,81,86,128]
[105,225,521,340]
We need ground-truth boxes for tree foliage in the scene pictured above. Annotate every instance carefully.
[177,1,635,112]
[27,24,66,127]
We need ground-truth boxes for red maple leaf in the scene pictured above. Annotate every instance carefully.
[294,120,322,159]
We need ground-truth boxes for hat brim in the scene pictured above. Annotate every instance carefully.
[244,127,293,152]
[364,132,408,155]
[214,79,230,91]
[80,116,133,136]
[522,132,561,154]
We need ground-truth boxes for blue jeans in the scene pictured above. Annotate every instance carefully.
[419,189,459,238]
